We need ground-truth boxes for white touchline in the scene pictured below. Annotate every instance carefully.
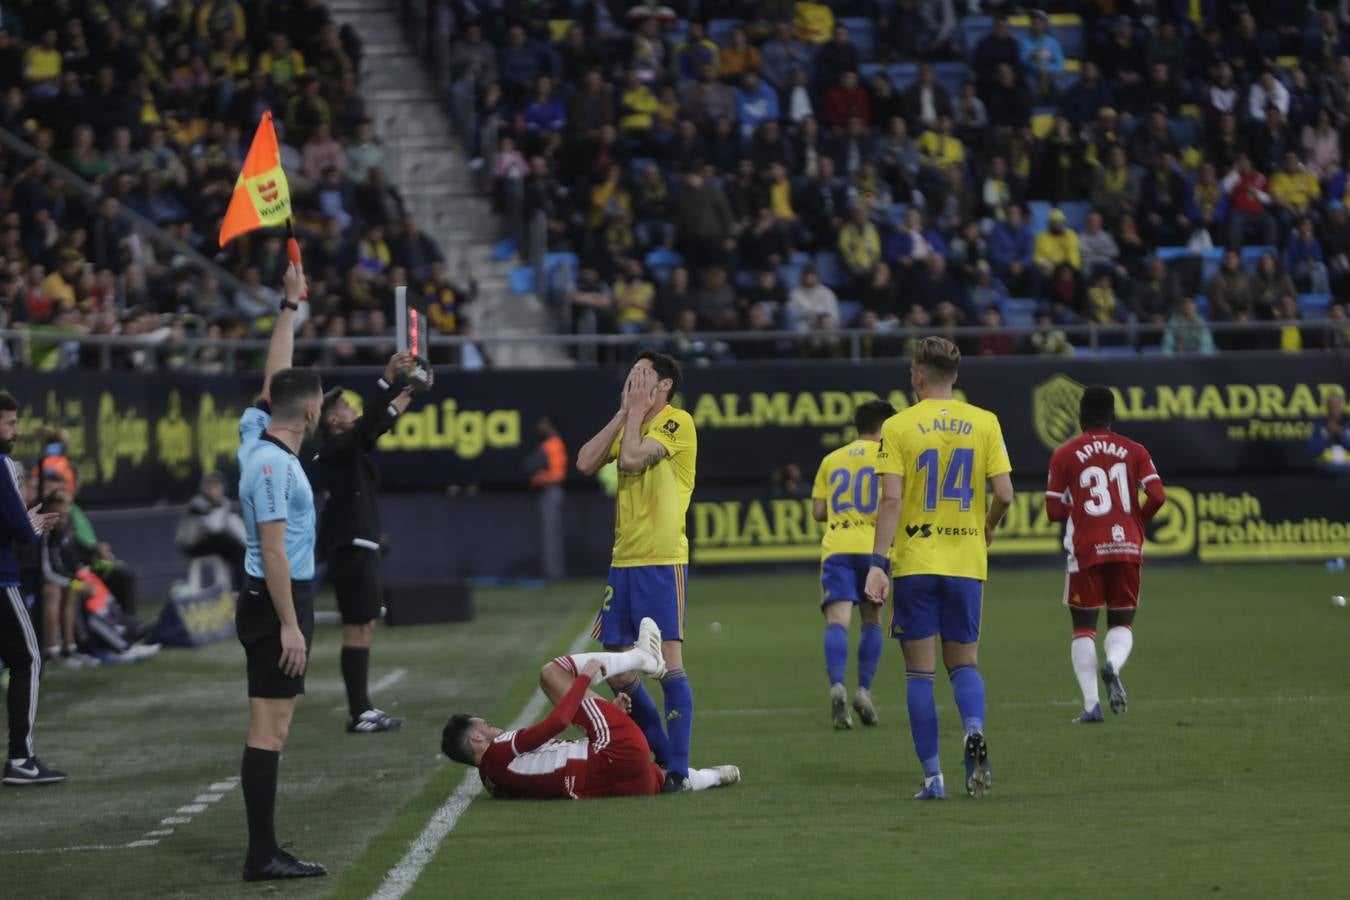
[332,668,409,712]
[368,624,596,900]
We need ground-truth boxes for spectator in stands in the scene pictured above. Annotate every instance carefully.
[1027,311,1074,355]
[1302,108,1341,180]
[1269,150,1321,237]
[449,23,497,146]
[569,70,615,139]
[1130,256,1183,326]
[1099,17,1145,94]
[914,0,957,60]
[900,63,951,133]
[1079,211,1119,279]
[557,24,598,86]
[839,204,881,289]
[1248,71,1290,125]
[1286,216,1331,294]
[1019,10,1064,101]
[1035,116,1087,203]
[972,14,1021,91]
[796,155,848,248]
[1309,391,1350,476]
[858,261,904,325]
[673,170,736,265]
[177,470,246,590]
[1034,208,1081,275]
[886,206,945,272]
[1252,252,1295,319]
[681,64,737,128]
[735,71,779,140]
[1250,106,1293,174]
[1224,153,1278,249]
[823,71,870,132]
[985,63,1031,133]
[719,28,761,83]
[1092,146,1138,228]
[23,29,61,101]
[691,265,738,330]
[953,82,988,153]
[975,306,1015,356]
[1060,61,1112,129]
[761,21,812,90]
[968,259,1007,316]
[674,21,719,82]
[1186,162,1226,247]
[913,253,963,314]
[1205,61,1240,124]
[815,25,859,91]
[499,25,545,105]
[1274,292,1305,351]
[38,486,92,667]
[991,202,1037,294]
[788,264,839,331]
[569,266,616,336]
[877,116,920,198]
[1162,297,1217,356]
[1208,249,1255,320]
[614,258,656,334]
[1140,151,1190,247]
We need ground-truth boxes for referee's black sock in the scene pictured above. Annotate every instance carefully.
[241,745,280,864]
[341,647,372,718]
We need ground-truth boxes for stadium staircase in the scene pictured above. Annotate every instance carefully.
[326,0,567,366]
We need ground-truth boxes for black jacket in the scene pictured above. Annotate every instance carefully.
[314,378,404,558]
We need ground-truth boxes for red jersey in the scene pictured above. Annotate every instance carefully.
[478,673,663,800]
[1045,428,1165,572]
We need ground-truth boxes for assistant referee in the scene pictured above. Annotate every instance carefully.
[315,350,431,733]
[234,261,326,882]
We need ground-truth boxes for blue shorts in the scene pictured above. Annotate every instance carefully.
[891,575,984,643]
[820,554,873,607]
[592,564,687,646]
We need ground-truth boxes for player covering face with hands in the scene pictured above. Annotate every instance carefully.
[442,618,738,799]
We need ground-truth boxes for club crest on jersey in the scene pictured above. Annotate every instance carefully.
[662,419,680,435]
[1112,524,1126,542]
[1033,374,1086,451]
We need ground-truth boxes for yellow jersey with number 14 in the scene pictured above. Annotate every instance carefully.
[876,398,1012,581]
[607,404,697,567]
[811,439,883,560]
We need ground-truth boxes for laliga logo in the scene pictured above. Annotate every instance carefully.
[256,179,279,203]
[1032,374,1085,452]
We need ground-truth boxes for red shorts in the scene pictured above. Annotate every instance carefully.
[572,696,664,799]
[1064,562,1141,611]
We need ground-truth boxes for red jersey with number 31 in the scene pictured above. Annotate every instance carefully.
[1046,429,1162,572]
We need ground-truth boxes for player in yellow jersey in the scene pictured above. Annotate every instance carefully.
[810,399,895,730]
[865,336,1014,801]
[576,352,698,793]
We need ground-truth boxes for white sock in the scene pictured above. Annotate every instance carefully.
[688,768,720,791]
[45,646,60,659]
[1071,637,1100,711]
[1104,627,1134,672]
[563,650,645,680]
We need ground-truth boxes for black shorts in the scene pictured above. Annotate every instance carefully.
[237,576,315,699]
[328,544,383,625]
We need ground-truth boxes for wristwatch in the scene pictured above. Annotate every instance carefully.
[280,299,299,311]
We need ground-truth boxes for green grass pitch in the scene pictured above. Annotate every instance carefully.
[2,563,1347,899]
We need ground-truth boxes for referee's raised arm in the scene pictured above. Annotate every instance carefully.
[260,262,305,405]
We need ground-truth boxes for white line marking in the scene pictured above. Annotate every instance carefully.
[0,843,140,856]
[372,667,409,695]
[194,793,224,803]
[209,782,237,791]
[695,695,1350,717]
[126,840,160,849]
[177,804,207,814]
[161,816,192,825]
[145,830,174,837]
[369,624,595,900]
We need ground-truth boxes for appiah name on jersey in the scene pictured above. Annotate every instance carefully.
[877,398,1011,581]
[608,405,697,567]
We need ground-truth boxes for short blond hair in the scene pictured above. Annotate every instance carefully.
[913,335,960,380]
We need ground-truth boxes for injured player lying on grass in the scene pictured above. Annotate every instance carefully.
[441,618,738,799]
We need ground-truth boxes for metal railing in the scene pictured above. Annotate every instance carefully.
[1,320,1341,372]
[0,127,263,308]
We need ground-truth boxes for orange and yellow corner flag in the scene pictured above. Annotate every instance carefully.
[218,111,293,247]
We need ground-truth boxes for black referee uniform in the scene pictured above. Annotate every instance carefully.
[315,376,405,728]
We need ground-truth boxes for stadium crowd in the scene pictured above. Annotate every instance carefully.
[452,0,1350,358]
[0,0,472,372]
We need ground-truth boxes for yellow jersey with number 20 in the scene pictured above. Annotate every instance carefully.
[876,398,1012,581]
[608,404,697,567]
[811,439,884,560]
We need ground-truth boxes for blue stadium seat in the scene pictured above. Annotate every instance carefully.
[789,250,812,265]
[960,16,995,58]
[545,251,578,276]
[888,63,919,89]
[708,19,741,47]
[491,237,518,261]
[1028,201,1052,234]
[886,203,910,228]
[1194,294,1210,316]
[733,269,758,290]
[1168,117,1200,150]
[1059,201,1090,233]
[840,18,875,61]
[1001,297,1039,327]
[666,21,688,45]
[1156,246,1194,263]
[1095,345,1138,356]
[815,251,846,288]
[860,62,889,82]
[1241,245,1277,271]
[1051,25,1084,59]
[644,248,683,275]
[777,262,804,289]
[508,266,535,295]
[933,61,972,94]
[629,157,654,179]
[1299,293,1332,319]
[837,300,863,326]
